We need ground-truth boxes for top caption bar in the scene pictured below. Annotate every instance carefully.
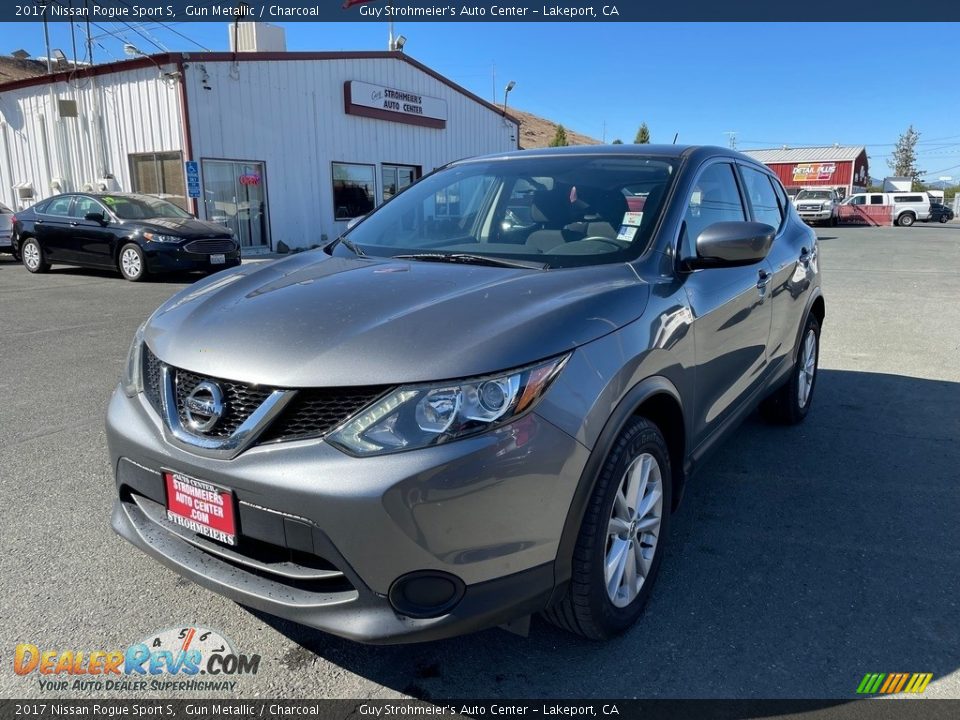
[6,1,959,23]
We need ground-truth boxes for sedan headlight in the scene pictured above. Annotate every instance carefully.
[327,355,569,456]
[121,323,146,397]
[142,232,181,243]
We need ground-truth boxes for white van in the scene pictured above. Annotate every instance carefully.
[842,191,932,226]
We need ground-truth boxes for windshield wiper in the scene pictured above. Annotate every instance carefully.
[326,235,365,257]
[393,253,548,270]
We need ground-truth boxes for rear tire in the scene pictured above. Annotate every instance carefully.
[940,215,949,224]
[760,313,821,425]
[544,416,671,640]
[897,212,915,227]
[118,243,146,282]
[21,238,49,273]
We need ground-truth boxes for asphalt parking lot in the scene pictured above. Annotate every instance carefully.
[1,223,958,701]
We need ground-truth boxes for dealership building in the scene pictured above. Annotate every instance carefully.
[743,145,869,199]
[0,45,519,252]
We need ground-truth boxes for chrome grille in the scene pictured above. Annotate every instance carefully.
[173,368,272,439]
[143,347,163,413]
[259,386,390,444]
[141,346,391,445]
[184,239,236,254]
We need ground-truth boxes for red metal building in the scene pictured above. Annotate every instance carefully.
[744,146,869,199]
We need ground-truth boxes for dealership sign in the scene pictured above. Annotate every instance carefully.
[344,80,448,129]
[793,163,837,182]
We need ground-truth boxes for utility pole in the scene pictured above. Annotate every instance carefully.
[85,0,93,64]
[39,0,53,73]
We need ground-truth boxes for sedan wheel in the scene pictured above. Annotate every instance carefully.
[119,243,146,282]
[940,215,949,224]
[543,416,672,640]
[21,239,49,274]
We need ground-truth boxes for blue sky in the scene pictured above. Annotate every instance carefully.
[4,21,960,180]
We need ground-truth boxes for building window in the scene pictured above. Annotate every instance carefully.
[332,162,376,220]
[129,151,186,210]
[381,164,420,203]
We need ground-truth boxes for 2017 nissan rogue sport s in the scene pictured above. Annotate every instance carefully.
[107,146,824,643]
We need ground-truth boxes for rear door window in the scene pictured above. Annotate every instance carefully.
[740,166,783,230]
[43,196,73,217]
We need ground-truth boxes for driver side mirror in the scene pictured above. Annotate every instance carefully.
[85,211,107,224]
[687,221,774,269]
[346,215,365,230]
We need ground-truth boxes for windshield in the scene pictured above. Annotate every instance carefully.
[341,155,675,268]
[101,195,192,220]
[795,190,833,200]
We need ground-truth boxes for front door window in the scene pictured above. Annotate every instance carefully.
[201,160,269,249]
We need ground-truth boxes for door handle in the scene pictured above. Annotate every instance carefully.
[756,269,771,301]
[70,222,79,227]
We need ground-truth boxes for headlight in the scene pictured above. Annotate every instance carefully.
[142,232,181,243]
[327,355,569,456]
[121,323,146,397]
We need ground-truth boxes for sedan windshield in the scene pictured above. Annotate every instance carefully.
[101,195,191,220]
[796,190,833,200]
[342,155,675,268]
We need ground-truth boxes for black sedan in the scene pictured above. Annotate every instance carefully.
[927,202,955,224]
[13,193,240,281]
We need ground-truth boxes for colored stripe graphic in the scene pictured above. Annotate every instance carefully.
[857,672,932,694]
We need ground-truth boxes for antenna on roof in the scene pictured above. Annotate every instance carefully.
[672,133,678,145]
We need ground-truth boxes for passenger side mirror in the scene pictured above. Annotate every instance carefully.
[346,215,365,230]
[689,221,774,269]
[85,211,107,224]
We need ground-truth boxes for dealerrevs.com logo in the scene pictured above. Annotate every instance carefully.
[13,627,260,693]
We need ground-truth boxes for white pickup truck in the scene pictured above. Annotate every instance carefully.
[792,188,841,225]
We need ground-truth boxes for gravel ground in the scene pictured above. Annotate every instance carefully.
[1,223,958,700]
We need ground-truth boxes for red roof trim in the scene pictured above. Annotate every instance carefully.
[0,51,519,126]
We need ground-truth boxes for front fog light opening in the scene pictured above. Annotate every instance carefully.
[388,571,466,619]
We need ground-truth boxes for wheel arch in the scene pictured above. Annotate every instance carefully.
[551,376,687,600]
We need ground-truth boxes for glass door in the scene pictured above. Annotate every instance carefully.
[201,160,269,250]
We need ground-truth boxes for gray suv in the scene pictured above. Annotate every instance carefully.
[107,146,824,643]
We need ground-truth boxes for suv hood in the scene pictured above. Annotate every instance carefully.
[146,252,650,387]
[134,217,233,239]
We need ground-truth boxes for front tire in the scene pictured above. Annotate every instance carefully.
[760,313,821,425]
[21,238,49,273]
[118,243,146,281]
[940,215,949,224]
[544,417,671,640]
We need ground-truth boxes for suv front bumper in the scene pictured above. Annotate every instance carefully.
[106,386,588,643]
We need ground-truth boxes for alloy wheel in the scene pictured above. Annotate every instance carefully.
[121,248,142,278]
[23,243,40,270]
[797,328,817,408]
[605,452,663,608]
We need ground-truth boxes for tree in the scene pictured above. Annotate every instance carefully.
[548,124,569,147]
[611,138,623,144]
[888,125,923,185]
[634,122,650,144]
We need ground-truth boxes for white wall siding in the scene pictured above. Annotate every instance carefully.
[0,64,183,209]
[184,57,517,248]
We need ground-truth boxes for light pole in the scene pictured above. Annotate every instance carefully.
[503,80,516,114]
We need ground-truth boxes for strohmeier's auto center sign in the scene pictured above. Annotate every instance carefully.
[344,80,448,129]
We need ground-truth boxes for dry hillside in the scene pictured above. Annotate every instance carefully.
[502,106,601,149]
[0,57,47,85]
